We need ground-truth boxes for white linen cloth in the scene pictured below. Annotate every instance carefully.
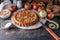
[0,0,12,11]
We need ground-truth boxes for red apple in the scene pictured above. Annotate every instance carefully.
[38,7,42,12]
[24,3,31,9]
[9,6,16,12]
[47,12,54,19]
[38,7,44,12]
[33,4,39,10]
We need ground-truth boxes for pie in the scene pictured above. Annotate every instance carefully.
[0,10,11,17]
[12,10,38,26]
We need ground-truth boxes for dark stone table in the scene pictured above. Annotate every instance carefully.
[0,16,60,40]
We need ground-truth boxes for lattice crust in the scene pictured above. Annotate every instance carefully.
[12,10,38,26]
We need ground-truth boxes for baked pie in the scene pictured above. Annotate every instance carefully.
[0,10,10,17]
[12,10,38,26]
[0,10,11,19]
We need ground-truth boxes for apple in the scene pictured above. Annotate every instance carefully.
[24,3,31,9]
[38,2,45,7]
[9,6,16,12]
[39,10,47,18]
[47,12,54,19]
[38,7,42,12]
[33,4,39,10]
[38,7,44,12]
[46,7,51,13]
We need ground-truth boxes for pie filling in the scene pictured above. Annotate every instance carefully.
[12,10,38,26]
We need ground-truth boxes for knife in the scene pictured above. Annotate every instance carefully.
[39,18,60,40]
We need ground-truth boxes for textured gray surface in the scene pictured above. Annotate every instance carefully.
[0,19,55,40]
[0,16,60,40]
[0,27,54,40]
[0,17,60,40]
[0,18,55,40]
[0,18,54,40]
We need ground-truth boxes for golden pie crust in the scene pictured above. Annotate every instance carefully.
[12,10,38,26]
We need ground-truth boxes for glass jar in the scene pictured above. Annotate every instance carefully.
[17,0,22,9]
